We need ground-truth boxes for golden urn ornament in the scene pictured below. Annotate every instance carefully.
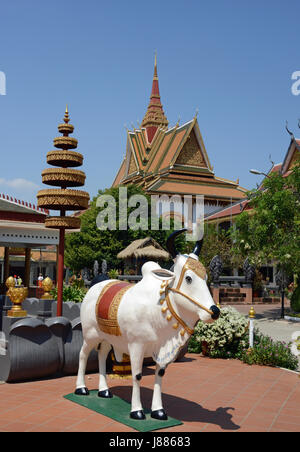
[7,286,28,318]
[41,277,53,299]
[5,276,15,297]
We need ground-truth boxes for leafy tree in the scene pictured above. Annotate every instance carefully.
[231,163,300,277]
[186,223,242,272]
[65,185,185,272]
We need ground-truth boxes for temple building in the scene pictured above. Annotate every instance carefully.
[112,56,247,219]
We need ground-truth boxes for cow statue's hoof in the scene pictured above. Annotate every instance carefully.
[75,387,89,396]
[151,409,168,420]
[98,389,113,398]
[130,410,146,420]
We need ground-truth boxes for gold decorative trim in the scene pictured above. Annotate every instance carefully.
[53,136,78,150]
[45,216,81,229]
[96,283,132,336]
[57,123,74,134]
[175,129,207,167]
[185,258,206,280]
[37,188,89,210]
[176,257,206,289]
[47,150,83,167]
[165,293,194,335]
[42,168,86,187]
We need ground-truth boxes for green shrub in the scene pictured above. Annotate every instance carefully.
[108,269,119,279]
[291,285,300,313]
[51,284,87,303]
[71,278,85,289]
[242,331,299,371]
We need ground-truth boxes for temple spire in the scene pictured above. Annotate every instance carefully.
[141,53,168,143]
[154,51,157,77]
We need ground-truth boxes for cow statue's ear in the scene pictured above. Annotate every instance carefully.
[151,268,175,282]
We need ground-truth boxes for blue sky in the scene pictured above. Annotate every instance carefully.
[0,0,300,204]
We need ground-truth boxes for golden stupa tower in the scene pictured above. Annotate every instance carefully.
[37,107,89,314]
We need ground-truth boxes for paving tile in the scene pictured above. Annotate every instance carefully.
[271,421,300,432]
[280,407,300,418]
[0,354,299,432]
[276,414,300,426]
[1,421,35,432]
[241,411,276,428]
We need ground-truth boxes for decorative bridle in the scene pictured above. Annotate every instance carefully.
[159,229,214,337]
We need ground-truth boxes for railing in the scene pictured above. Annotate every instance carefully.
[217,276,249,287]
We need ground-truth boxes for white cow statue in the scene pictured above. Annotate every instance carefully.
[75,229,220,420]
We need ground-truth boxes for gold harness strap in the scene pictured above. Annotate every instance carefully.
[167,287,214,317]
[161,257,213,336]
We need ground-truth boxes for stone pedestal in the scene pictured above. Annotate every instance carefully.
[2,296,12,313]
[37,299,55,319]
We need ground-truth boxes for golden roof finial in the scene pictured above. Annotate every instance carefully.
[64,104,70,124]
[154,50,158,78]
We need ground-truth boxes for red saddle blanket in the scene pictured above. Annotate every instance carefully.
[95,281,132,336]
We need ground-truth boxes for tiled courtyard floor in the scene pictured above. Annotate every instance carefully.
[0,354,299,432]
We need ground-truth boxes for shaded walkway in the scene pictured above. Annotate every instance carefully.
[0,354,299,432]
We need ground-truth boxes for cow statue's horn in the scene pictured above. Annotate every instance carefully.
[192,239,203,257]
[166,228,187,258]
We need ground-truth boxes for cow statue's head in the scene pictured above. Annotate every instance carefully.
[151,229,220,327]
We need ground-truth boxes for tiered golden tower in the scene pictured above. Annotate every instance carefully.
[37,107,89,314]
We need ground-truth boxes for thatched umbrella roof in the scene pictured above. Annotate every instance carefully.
[117,237,170,260]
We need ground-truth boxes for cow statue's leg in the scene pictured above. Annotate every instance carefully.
[128,343,145,420]
[151,365,168,420]
[75,340,95,395]
[98,340,113,398]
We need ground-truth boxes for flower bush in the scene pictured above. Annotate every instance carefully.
[243,331,299,371]
[188,306,299,371]
[188,306,249,358]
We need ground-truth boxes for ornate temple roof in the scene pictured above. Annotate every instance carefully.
[112,57,247,204]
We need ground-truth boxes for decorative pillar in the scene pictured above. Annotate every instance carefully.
[37,107,89,316]
[4,247,9,282]
[56,228,65,316]
[24,248,31,290]
[248,306,256,349]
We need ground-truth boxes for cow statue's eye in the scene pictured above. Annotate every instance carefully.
[185,275,192,284]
